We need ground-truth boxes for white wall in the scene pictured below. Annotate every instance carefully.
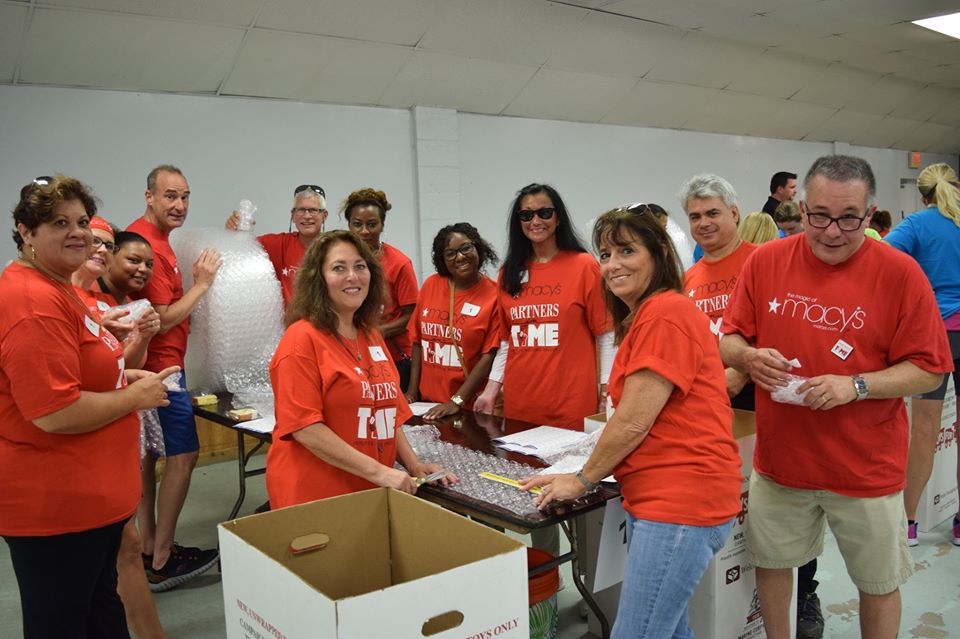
[1,84,956,270]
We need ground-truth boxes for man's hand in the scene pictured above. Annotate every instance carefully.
[798,375,858,411]
[193,249,223,288]
[745,347,793,391]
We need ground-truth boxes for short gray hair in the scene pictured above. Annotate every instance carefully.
[678,174,739,211]
[146,164,184,192]
[804,155,876,200]
[293,191,327,210]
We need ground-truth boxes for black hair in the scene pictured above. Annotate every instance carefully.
[769,171,797,194]
[430,222,498,277]
[114,231,151,250]
[501,183,587,296]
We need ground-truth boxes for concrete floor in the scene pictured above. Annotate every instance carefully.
[2,458,960,638]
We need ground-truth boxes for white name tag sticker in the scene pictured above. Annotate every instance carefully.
[520,270,530,284]
[96,300,110,312]
[461,302,481,317]
[368,346,388,362]
[831,338,853,360]
[84,315,100,337]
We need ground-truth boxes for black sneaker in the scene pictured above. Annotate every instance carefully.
[797,591,825,639]
[147,544,218,593]
[141,553,152,571]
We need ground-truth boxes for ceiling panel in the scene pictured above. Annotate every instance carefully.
[38,0,261,26]
[724,50,828,99]
[804,109,886,144]
[682,90,784,136]
[0,3,29,82]
[928,96,960,127]
[923,129,960,154]
[897,120,960,152]
[379,51,538,114]
[544,11,682,78]
[603,0,754,32]
[644,32,762,89]
[601,79,720,129]
[20,8,243,91]
[416,0,587,67]
[748,98,836,141]
[789,64,882,109]
[759,2,896,40]
[850,115,924,148]
[222,30,412,104]
[254,0,443,46]
[503,67,636,122]
[843,76,924,116]
[890,85,959,121]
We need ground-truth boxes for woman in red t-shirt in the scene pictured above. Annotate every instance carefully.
[340,188,419,391]
[266,230,453,509]
[0,176,177,638]
[524,209,742,639]
[404,223,500,419]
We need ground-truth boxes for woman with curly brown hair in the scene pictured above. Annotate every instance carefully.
[266,230,452,508]
[341,188,419,390]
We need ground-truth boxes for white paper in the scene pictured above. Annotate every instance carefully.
[492,425,589,460]
[593,497,628,593]
[408,402,441,416]
[236,413,275,434]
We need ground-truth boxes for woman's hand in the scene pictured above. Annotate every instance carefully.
[521,473,586,510]
[403,389,419,404]
[423,401,460,421]
[101,308,133,341]
[473,390,496,414]
[408,462,459,488]
[136,307,162,340]
[373,465,417,494]
[126,366,180,411]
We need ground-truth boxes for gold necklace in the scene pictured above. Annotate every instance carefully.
[19,258,96,320]
[335,330,363,361]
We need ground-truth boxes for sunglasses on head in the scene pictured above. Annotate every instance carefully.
[517,207,556,222]
[622,203,666,217]
[294,184,325,198]
[33,176,53,187]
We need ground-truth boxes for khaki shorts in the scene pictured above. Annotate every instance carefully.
[746,472,912,595]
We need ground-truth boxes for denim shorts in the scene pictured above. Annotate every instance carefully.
[155,372,199,456]
[612,514,733,639]
[746,471,912,595]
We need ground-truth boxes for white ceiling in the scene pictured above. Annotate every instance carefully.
[2,0,959,153]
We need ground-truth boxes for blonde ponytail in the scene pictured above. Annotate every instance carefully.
[918,163,960,227]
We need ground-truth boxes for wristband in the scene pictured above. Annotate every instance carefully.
[576,470,600,491]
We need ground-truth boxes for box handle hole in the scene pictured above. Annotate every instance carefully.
[421,610,464,636]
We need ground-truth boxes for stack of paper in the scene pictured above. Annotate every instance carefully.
[492,426,589,460]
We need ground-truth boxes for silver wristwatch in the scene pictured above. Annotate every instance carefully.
[852,375,868,401]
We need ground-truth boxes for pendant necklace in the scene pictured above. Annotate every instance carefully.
[336,330,363,362]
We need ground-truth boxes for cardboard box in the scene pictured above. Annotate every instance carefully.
[914,377,958,532]
[219,488,528,639]
[584,412,606,434]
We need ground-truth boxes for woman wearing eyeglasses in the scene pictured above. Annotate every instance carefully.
[0,176,177,638]
[405,223,500,419]
[474,183,613,431]
[226,184,329,306]
[341,188,419,391]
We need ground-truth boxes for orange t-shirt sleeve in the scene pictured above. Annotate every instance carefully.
[581,257,611,336]
[720,253,759,343]
[140,255,177,306]
[620,315,704,397]
[3,316,83,420]
[272,347,326,442]
[480,295,502,353]
[392,258,419,308]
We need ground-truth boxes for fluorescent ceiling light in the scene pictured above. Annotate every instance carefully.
[912,12,960,40]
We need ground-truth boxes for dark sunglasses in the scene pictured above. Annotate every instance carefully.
[294,184,325,198]
[517,207,556,222]
[622,202,666,217]
[33,176,54,186]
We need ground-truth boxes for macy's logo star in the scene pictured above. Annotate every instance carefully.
[688,289,695,297]
[768,297,781,313]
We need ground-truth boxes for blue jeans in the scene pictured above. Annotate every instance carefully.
[612,515,734,639]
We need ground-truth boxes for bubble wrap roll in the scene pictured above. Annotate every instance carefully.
[171,229,285,396]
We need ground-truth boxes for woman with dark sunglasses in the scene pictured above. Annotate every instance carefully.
[404,223,500,419]
[225,184,328,306]
[475,183,613,429]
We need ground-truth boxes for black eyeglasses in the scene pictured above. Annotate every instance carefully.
[517,208,556,222]
[804,209,867,232]
[293,207,326,216]
[442,242,476,261]
[91,237,117,252]
[294,184,325,198]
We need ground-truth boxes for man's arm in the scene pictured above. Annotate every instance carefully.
[155,249,222,332]
[799,361,942,411]
[719,333,792,392]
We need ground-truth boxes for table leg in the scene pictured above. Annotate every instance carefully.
[228,431,248,520]
[561,518,611,639]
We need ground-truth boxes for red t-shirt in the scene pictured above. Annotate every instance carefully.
[127,217,188,371]
[497,251,610,430]
[76,286,115,319]
[378,243,419,361]
[610,291,742,525]
[722,235,954,496]
[257,232,306,307]
[266,321,414,508]
[0,264,139,535]
[407,274,500,407]
[683,241,756,338]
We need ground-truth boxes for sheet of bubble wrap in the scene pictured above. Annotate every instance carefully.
[171,229,284,396]
[666,217,695,271]
[403,424,542,516]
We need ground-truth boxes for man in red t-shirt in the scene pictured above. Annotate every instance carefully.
[720,156,952,639]
[128,165,223,591]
